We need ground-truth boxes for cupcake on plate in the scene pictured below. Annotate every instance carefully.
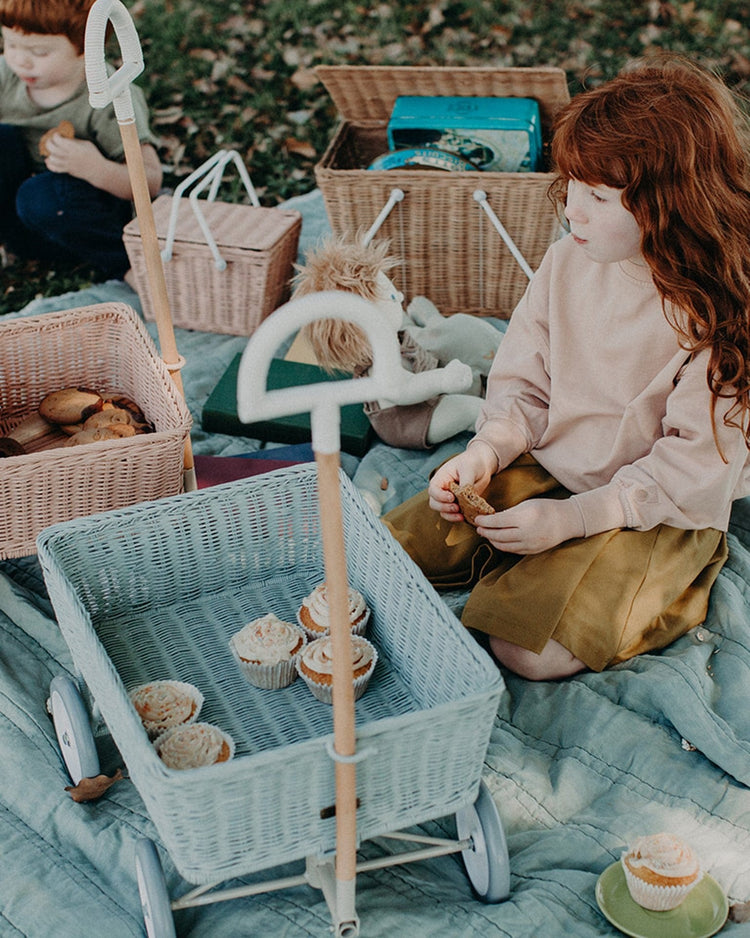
[297,583,370,640]
[229,613,307,689]
[296,634,377,704]
[128,679,204,739]
[621,833,703,910]
[154,722,234,770]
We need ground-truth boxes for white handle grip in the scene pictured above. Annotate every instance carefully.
[84,0,144,121]
[236,291,473,453]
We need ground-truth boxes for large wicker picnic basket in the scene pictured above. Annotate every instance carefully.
[0,303,192,558]
[315,65,570,318]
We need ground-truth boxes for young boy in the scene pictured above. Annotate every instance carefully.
[0,0,161,280]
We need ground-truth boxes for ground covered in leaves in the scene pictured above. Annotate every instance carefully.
[2,0,749,313]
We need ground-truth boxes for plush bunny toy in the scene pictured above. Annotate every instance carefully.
[294,234,502,450]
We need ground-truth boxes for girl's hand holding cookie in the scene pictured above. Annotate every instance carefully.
[476,497,585,555]
[429,443,498,522]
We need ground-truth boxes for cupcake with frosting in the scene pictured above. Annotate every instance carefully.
[128,679,204,739]
[229,613,307,689]
[621,833,703,910]
[296,634,377,704]
[297,583,370,640]
[154,722,234,770]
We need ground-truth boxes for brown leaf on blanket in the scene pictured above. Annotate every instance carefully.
[65,768,124,803]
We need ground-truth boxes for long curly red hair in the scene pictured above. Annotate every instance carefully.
[550,57,750,447]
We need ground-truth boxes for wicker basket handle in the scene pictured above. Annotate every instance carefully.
[236,290,473,454]
[84,0,144,122]
[473,190,534,280]
[162,150,261,270]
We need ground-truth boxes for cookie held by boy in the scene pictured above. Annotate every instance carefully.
[38,119,75,156]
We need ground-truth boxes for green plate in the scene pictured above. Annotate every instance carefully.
[596,861,728,938]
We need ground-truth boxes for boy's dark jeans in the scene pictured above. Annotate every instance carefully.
[0,123,133,279]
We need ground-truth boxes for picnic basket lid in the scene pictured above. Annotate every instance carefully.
[125,197,301,253]
[315,64,571,135]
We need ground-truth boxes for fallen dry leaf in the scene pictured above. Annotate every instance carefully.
[65,768,124,803]
[284,137,317,158]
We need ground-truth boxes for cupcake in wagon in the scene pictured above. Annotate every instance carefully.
[128,679,204,739]
[229,612,307,689]
[297,633,377,704]
[297,582,370,640]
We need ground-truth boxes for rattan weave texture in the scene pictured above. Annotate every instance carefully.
[315,65,570,318]
[0,303,191,558]
[38,465,503,884]
[124,197,301,335]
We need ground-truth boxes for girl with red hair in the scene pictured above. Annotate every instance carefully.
[385,57,750,680]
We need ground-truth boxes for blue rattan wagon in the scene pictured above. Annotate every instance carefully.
[38,291,510,936]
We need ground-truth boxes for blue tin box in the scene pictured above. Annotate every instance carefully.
[387,95,543,172]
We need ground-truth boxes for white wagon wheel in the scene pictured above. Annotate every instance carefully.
[456,779,511,903]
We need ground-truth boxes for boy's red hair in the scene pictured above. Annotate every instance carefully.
[550,57,750,444]
[0,0,95,53]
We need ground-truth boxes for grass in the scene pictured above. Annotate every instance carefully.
[2,0,749,314]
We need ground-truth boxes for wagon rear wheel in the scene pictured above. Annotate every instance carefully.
[456,779,510,903]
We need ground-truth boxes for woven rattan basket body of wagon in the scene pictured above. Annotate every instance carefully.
[0,303,191,559]
[315,65,570,318]
[123,196,302,335]
[37,465,504,906]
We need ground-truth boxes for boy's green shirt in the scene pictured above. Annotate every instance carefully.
[0,56,157,170]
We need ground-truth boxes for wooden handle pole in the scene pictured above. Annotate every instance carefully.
[119,119,196,488]
[316,450,358,886]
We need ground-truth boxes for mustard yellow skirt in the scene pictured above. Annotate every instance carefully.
[383,455,728,671]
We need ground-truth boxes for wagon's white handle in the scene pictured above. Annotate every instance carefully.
[84,0,144,122]
[84,0,197,493]
[236,291,473,452]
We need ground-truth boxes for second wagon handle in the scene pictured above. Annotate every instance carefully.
[85,0,197,492]
[237,291,472,936]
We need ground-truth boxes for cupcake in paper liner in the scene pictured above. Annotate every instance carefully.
[621,832,703,911]
[296,582,370,640]
[229,613,307,689]
[128,679,204,739]
[154,722,235,770]
[296,634,377,704]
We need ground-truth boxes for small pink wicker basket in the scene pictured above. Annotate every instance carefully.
[0,302,192,559]
[123,195,301,336]
[315,65,570,318]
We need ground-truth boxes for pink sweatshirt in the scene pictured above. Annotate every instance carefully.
[472,235,750,534]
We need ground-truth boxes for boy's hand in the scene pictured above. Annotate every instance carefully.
[42,136,106,185]
[41,138,161,201]
[476,497,585,554]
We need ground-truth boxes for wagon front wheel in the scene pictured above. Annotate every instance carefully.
[135,838,176,938]
[456,779,510,903]
[48,674,100,786]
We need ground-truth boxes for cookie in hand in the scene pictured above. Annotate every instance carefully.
[448,481,495,524]
[39,120,75,156]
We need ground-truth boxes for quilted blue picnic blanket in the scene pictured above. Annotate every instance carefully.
[1,190,749,937]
